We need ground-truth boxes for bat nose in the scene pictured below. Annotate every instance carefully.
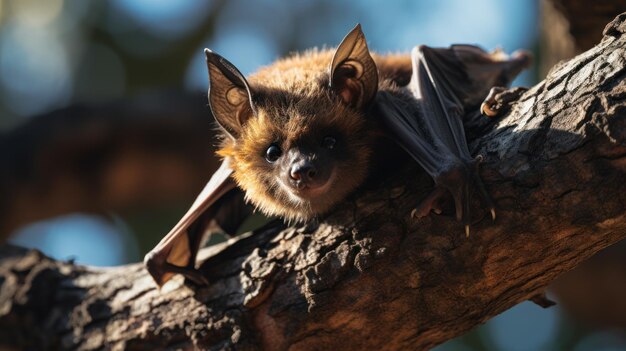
[290,163,317,182]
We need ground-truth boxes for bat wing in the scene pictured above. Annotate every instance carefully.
[144,158,241,286]
[377,45,529,234]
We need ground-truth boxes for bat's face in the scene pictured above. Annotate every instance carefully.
[206,25,378,221]
[219,91,373,221]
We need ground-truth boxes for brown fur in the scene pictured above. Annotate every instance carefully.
[217,49,412,222]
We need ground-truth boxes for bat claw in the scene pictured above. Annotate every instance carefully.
[481,86,528,118]
[413,187,446,219]
[480,101,498,117]
[481,87,506,117]
[429,158,496,236]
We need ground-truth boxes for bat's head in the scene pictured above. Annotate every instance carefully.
[205,25,379,222]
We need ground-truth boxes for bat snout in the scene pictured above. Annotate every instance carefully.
[286,159,331,193]
[290,162,318,183]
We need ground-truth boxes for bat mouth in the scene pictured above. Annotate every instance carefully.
[280,170,337,202]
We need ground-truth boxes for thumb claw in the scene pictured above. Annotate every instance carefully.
[481,102,498,117]
[490,208,496,221]
[465,225,470,238]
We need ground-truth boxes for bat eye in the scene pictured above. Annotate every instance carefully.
[265,144,282,162]
[322,136,336,150]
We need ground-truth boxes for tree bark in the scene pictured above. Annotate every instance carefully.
[540,0,626,76]
[539,0,626,330]
[1,14,626,351]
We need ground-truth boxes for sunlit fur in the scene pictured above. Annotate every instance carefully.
[217,49,412,222]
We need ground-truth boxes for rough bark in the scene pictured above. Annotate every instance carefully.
[1,14,626,351]
[540,0,626,76]
[539,0,626,330]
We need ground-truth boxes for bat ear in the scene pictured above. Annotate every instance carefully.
[205,49,255,139]
[329,24,378,109]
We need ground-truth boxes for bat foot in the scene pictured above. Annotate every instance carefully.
[145,251,209,287]
[411,187,446,219]
[481,86,528,117]
[414,156,495,235]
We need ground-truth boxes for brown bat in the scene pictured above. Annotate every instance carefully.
[145,25,530,287]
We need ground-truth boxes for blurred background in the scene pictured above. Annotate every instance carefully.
[1,0,625,349]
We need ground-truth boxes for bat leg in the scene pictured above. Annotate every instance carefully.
[471,158,496,222]
[481,86,528,117]
[377,90,495,234]
[379,44,528,235]
[407,45,527,232]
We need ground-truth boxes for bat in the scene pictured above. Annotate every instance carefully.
[145,24,530,287]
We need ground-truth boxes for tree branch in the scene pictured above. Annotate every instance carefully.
[540,0,626,75]
[1,14,625,351]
